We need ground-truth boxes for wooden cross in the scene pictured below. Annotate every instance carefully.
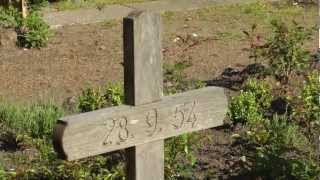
[53,11,227,180]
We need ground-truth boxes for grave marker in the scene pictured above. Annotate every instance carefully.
[53,11,227,180]
[21,0,27,18]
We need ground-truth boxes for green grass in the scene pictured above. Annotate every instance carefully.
[0,101,64,139]
[0,6,51,48]
[55,0,154,11]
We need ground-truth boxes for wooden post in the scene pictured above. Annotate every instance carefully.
[21,0,27,18]
[123,11,164,180]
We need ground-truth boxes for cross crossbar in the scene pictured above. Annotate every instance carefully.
[54,87,227,161]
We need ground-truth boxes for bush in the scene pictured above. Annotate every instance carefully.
[249,20,314,83]
[242,78,272,109]
[17,12,51,48]
[0,6,51,48]
[229,91,263,124]
[244,115,320,180]
[302,70,320,121]
[77,87,107,113]
[0,102,64,139]
[104,82,124,106]
[229,78,273,124]
[300,70,320,137]
[0,6,22,28]
[77,83,124,113]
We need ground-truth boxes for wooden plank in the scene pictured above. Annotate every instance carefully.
[126,140,164,180]
[53,86,227,161]
[123,11,164,180]
[21,0,27,18]
[123,11,163,106]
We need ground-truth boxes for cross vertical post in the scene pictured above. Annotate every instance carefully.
[123,11,164,180]
[21,0,27,18]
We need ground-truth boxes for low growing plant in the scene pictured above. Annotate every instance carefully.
[0,6,51,48]
[242,78,272,109]
[302,70,320,121]
[77,83,124,112]
[104,82,124,106]
[0,102,64,140]
[0,6,22,28]
[244,115,320,180]
[301,70,320,136]
[17,11,51,48]
[229,91,263,124]
[0,162,5,179]
[77,87,107,112]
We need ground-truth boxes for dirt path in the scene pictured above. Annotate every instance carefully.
[43,0,256,28]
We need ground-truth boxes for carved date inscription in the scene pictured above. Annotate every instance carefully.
[145,109,162,137]
[102,100,198,146]
[172,101,198,129]
[102,116,129,146]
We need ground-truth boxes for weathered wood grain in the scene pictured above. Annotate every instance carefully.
[123,11,163,106]
[123,11,164,180]
[53,87,227,161]
[21,0,27,18]
[126,140,164,180]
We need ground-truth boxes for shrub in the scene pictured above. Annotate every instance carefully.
[17,12,51,48]
[77,88,107,113]
[302,70,320,120]
[242,78,272,109]
[301,70,320,135]
[77,83,124,112]
[245,115,320,179]
[229,91,263,124]
[249,20,313,83]
[104,82,124,106]
[0,6,51,48]
[0,102,64,139]
[0,6,22,28]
